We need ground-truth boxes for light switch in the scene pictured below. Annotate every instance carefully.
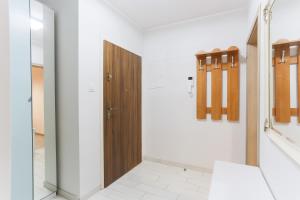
[88,83,96,92]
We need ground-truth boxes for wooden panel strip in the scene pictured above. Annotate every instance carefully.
[298,45,300,122]
[137,56,142,163]
[273,39,300,47]
[196,48,239,57]
[120,48,130,174]
[206,64,229,71]
[273,56,298,66]
[292,108,298,116]
[272,108,298,116]
[211,52,222,120]
[227,47,240,121]
[207,107,227,114]
[111,44,122,180]
[196,56,207,119]
[103,40,114,187]
[274,44,291,123]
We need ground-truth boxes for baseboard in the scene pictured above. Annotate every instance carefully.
[79,185,102,200]
[58,185,102,200]
[57,189,79,200]
[43,181,57,192]
[143,156,213,173]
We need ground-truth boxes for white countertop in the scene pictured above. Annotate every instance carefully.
[208,161,274,200]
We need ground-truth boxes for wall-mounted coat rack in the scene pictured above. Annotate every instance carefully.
[272,39,300,123]
[196,46,240,121]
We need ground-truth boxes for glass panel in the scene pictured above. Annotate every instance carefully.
[270,0,300,147]
[30,0,57,199]
[10,0,33,199]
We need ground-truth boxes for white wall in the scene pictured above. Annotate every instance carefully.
[78,0,143,197]
[36,1,300,199]
[248,0,268,32]
[40,0,143,198]
[248,1,300,200]
[0,0,11,199]
[143,10,248,170]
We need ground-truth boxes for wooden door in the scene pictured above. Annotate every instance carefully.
[103,41,142,187]
[246,19,259,166]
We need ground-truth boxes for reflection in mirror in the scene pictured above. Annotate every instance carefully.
[31,0,57,199]
[270,0,300,147]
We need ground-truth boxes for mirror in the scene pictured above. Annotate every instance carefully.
[30,0,57,199]
[270,0,300,147]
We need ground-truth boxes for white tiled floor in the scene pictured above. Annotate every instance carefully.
[54,161,212,200]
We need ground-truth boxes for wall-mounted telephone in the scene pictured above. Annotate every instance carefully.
[187,76,194,95]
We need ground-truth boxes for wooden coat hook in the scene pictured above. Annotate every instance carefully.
[211,49,223,120]
[199,60,204,70]
[279,50,287,64]
[196,51,207,119]
[227,46,239,121]
[197,51,206,71]
[214,58,219,69]
[211,48,222,70]
[272,39,300,123]
[231,56,235,68]
[195,46,239,122]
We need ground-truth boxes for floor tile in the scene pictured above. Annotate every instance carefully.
[51,161,212,200]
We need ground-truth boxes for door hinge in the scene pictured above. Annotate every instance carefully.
[106,73,112,81]
[264,118,270,132]
[264,7,272,23]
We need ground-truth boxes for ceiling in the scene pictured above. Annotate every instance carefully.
[106,0,250,30]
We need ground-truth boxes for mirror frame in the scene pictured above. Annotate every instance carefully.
[265,0,300,166]
[30,1,57,199]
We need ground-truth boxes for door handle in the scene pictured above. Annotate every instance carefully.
[107,107,118,120]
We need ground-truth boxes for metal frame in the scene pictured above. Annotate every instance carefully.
[264,0,276,132]
[264,0,300,168]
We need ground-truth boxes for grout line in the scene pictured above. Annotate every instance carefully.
[97,160,212,200]
[260,168,278,200]
[143,156,213,173]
